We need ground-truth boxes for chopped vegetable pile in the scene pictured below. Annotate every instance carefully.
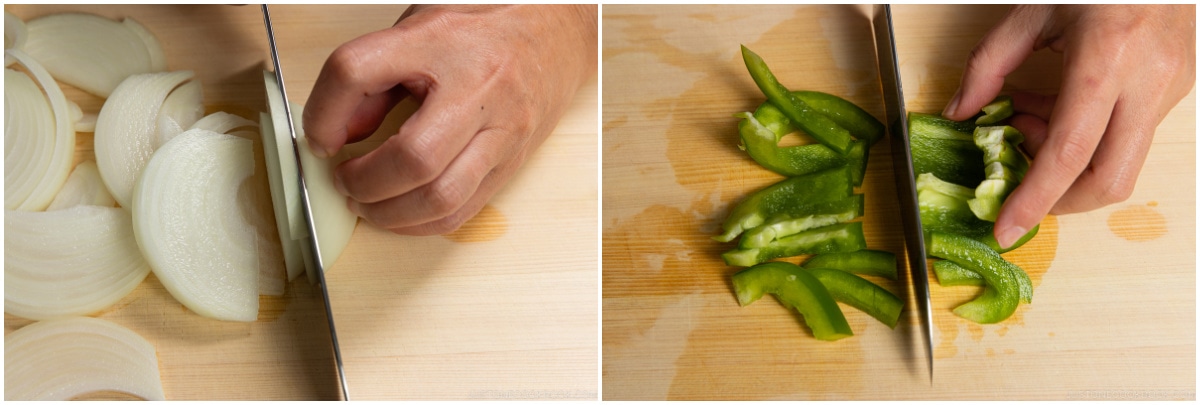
[717,46,901,341]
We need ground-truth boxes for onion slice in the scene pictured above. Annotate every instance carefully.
[5,50,76,211]
[94,70,193,208]
[23,13,163,97]
[47,161,115,210]
[4,317,165,400]
[189,111,259,135]
[4,11,26,67]
[5,206,150,320]
[155,79,203,148]
[132,128,260,322]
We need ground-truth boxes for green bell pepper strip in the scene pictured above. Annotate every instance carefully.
[806,267,903,328]
[908,112,976,141]
[714,167,854,243]
[801,249,897,280]
[931,259,1032,303]
[735,111,869,185]
[928,232,1024,323]
[723,222,867,267]
[794,91,885,146]
[739,194,864,249]
[916,172,976,200]
[740,45,854,155]
[732,262,853,341]
[975,95,1014,125]
[932,259,984,287]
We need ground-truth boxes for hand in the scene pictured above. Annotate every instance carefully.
[942,4,1195,248]
[303,5,597,235]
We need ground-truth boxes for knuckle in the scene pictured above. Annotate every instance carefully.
[1049,133,1095,176]
[422,178,469,218]
[326,43,370,87]
[385,135,441,185]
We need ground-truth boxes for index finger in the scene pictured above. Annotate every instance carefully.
[993,41,1119,248]
[302,28,427,158]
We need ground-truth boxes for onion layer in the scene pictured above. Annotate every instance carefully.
[132,128,260,322]
[47,160,115,210]
[23,13,164,97]
[4,12,26,67]
[5,206,150,320]
[155,79,203,148]
[4,317,165,400]
[94,70,193,209]
[5,50,76,211]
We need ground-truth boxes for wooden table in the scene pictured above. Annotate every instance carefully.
[602,4,1195,400]
[5,4,598,400]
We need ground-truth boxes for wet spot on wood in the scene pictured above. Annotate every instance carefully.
[1108,202,1167,241]
[443,205,507,243]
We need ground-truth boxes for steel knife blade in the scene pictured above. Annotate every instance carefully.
[872,4,934,384]
[261,5,350,399]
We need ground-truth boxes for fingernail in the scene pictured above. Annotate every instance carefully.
[307,138,333,159]
[333,170,348,196]
[943,88,963,118]
[997,225,1027,249]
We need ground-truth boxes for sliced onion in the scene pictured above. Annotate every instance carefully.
[46,161,115,210]
[5,206,150,320]
[121,18,165,72]
[295,104,358,272]
[4,317,165,400]
[5,11,26,67]
[94,70,193,208]
[258,112,305,281]
[5,50,75,211]
[155,79,203,148]
[132,128,260,322]
[262,71,305,240]
[189,111,259,135]
[230,127,287,296]
[23,13,162,97]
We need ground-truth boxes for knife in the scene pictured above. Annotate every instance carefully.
[261,5,351,400]
[872,4,934,384]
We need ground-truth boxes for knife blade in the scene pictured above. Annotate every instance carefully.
[261,5,351,400]
[872,4,934,384]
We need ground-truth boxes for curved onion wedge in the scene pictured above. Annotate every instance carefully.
[4,12,26,67]
[94,70,193,208]
[295,107,358,272]
[190,111,259,135]
[23,13,163,97]
[121,18,165,72]
[132,128,260,322]
[4,317,165,400]
[5,50,75,211]
[47,161,115,210]
[155,79,203,148]
[259,112,305,281]
[5,206,150,320]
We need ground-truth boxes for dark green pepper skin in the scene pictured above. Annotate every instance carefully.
[928,232,1025,323]
[738,194,864,249]
[723,222,867,267]
[753,91,885,146]
[806,267,903,328]
[801,250,897,280]
[932,259,1032,303]
[714,167,854,243]
[740,45,854,155]
[908,112,985,187]
[732,262,853,341]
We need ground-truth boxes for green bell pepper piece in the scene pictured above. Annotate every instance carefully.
[975,95,1014,125]
[806,267,904,328]
[732,262,853,341]
[932,259,984,287]
[908,112,976,141]
[754,91,885,146]
[714,167,854,243]
[723,222,867,267]
[801,249,897,280]
[918,187,993,238]
[741,45,854,155]
[967,125,1029,221]
[736,111,869,185]
[909,114,985,187]
[932,259,1032,303]
[928,232,1024,323]
[739,194,864,249]
[975,223,1040,254]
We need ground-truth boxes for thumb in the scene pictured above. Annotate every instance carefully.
[943,5,1051,120]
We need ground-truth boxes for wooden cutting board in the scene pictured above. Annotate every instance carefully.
[5,4,598,400]
[602,4,1195,400]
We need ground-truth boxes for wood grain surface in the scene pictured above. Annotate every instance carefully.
[5,4,598,400]
[602,4,1195,400]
